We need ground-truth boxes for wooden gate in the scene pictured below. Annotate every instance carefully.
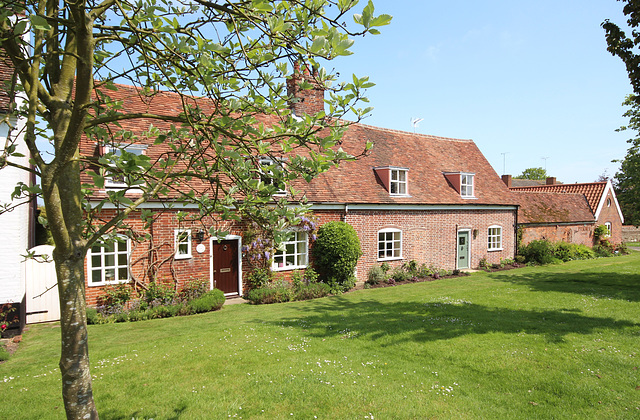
[25,245,60,323]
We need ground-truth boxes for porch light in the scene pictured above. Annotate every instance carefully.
[195,229,205,242]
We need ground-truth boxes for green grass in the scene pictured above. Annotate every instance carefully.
[2,255,640,419]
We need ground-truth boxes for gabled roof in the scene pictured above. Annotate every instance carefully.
[301,124,517,206]
[510,180,623,223]
[513,191,594,224]
[80,83,518,207]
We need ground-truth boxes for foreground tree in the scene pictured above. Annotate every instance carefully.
[603,0,640,225]
[0,0,390,418]
[613,95,640,225]
[514,167,547,180]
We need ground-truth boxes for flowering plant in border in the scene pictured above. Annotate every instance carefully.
[0,304,16,336]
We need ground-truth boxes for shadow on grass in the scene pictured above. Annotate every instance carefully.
[261,295,638,345]
[490,269,640,302]
[100,401,187,420]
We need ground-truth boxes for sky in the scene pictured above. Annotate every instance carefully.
[331,0,633,183]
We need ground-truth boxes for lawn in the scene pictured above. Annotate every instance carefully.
[2,254,639,419]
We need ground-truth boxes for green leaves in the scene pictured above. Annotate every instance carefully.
[353,0,392,34]
[29,14,51,31]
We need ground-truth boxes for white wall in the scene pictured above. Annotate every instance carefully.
[0,114,31,305]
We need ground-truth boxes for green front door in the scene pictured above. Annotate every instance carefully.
[457,231,470,269]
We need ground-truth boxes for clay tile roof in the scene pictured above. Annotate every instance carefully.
[301,123,518,206]
[510,182,607,214]
[80,83,518,207]
[510,179,545,187]
[513,191,594,224]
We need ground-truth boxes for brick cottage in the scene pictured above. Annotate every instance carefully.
[503,176,624,246]
[80,73,519,304]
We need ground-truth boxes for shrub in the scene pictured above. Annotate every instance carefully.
[478,258,489,269]
[616,243,629,254]
[519,239,558,265]
[390,266,412,282]
[417,263,434,278]
[144,282,176,306]
[514,255,526,264]
[178,278,209,302]
[86,307,100,325]
[246,283,293,304]
[367,265,386,285]
[294,283,331,301]
[312,221,362,292]
[402,260,419,276]
[304,267,319,284]
[380,262,391,273]
[148,305,178,319]
[593,244,614,257]
[97,283,132,313]
[594,225,609,242]
[189,289,225,313]
[246,267,272,290]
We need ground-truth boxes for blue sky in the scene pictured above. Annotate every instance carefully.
[332,0,632,183]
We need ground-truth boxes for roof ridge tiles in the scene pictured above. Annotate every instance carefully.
[352,122,474,143]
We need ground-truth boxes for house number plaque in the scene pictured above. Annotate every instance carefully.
[196,244,205,254]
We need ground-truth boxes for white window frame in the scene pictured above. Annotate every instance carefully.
[390,168,408,196]
[378,228,402,261]
[104,144,147,189]
[604,222,612,237]
[87,235,131,286]
[272,231,308,271]
[461,173,475,198]
[174,229,192,259]
[487,225,503,251]
[258,156,287,196]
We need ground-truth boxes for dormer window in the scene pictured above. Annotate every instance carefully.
[390,169,408,195]
[374,166,410,196]
[461,173,474,197]
[103,144,147,190]
[443,171,476,198]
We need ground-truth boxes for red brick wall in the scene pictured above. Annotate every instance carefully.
[85,209,245,305]
[596,189,623,245]
[343,208,516,280]
[85,207,516,304]
[520,224,594,248]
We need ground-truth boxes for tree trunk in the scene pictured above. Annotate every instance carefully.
[55,252,99,420]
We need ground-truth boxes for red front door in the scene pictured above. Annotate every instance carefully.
[211,239,239,295]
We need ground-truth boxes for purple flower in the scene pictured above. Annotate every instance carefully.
[264,251,270,259]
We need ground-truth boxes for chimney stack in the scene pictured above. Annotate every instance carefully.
[546,177,556,185]
[286,62,325,116]
[501,174,512,188]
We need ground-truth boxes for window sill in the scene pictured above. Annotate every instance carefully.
[272,264,307,272]
[377,256,403,262]
[89,280,130,287]
[175,254,192,260]
[461,196,477,199]
[487,248,503,252]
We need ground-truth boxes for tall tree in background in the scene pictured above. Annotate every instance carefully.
[0,0,391,418]
[514,167,547,180]
[603,0,640,225]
